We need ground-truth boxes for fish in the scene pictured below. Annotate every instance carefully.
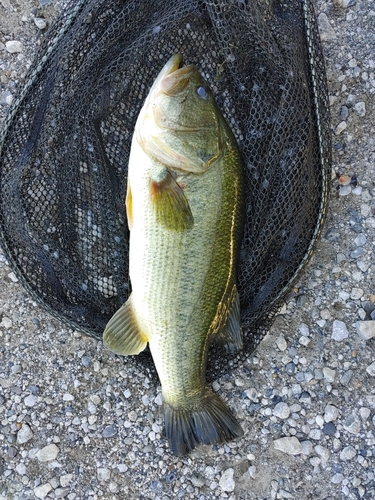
[103,53,244,455]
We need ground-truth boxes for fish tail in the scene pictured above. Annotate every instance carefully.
[163,389,243,456]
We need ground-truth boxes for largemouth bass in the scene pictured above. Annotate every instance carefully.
[104,54,244,455]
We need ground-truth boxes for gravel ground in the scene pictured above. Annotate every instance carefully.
[1,1,375,499]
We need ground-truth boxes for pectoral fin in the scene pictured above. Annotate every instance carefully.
[103,295,148,355]
[214,284,243,354]
[150,167,194,231]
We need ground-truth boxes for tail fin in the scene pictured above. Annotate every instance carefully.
[164,389,243,456]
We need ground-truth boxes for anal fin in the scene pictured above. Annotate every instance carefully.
[103,295,148,355]
[214,284,243,354]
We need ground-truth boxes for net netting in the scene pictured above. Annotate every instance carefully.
[0,0,331,360]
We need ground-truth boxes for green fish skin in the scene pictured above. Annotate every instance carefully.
[104,53,244,455]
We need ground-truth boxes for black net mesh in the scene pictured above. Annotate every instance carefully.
[0,0,331,358]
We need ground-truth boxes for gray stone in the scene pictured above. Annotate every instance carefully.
[102,425,117,438]
[219,468,235,492]
[0,90,13,106]
[366,362,375,376]
[340,445,356,461]
[323,367,336,383]
[34,483,52,499]
[60,474,74,487]
[335,121,347,135]
[350,247,365,259]
[354,234,367,246]
[273,402,290,419]
[276,336,287,351]
[300,440,313,455]
[309,429,322,440]
[5,40,23,53]
[248,466,256,479]
[37,444,59,462]
[354,101,366,117]
[24,394,38,407]
[318,13,336,41]
[331,320,349,341]
[55,488,70,498]
[190,473,206,487]
[1,316,12,328]
[339,184,351,196]
[34,17,47,30]
[15,462,26,474]
[314,445,330,464]
[331,473,344,484]
[343,415,361,434]
[17,424,33,444]
[351,287,364,300]
[340,370,353,385]
[324,404,339,422]
[97,468,111,481]
[274,436,302,455]
[81,356,91,367]
[355,321,375,340]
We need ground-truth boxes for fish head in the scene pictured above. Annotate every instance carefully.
[136,54,225,174]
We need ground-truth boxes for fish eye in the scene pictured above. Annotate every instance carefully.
[196,86,209,100]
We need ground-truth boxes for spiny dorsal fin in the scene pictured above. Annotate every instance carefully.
[103,295,148,355]
[150,167,193,231]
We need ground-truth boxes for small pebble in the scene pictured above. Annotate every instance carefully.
[5,40,24,53]
[102,425,117,438]
[219,468,235,492]
[366,362,375,377]
[24,394,38,407]
[273,402,290,419]
[17,424,33,444]
[354,102,366,117]
[343,415,361,434]
[318,13,336,40]
[309,429,322,440]
[331,473,344,484]
[81,356,91,367]
[322,422,336,435]
[60,474,74,487]
[339,185,351,196]
[248,466,256,479]
[335,121,347,135]
[323,367,336,383]
[315,445,330,464]
[191,473,205,487]
[340,370,353,385]
[37,444,59,462]
[274,436,302,455]
[340,446,356,461]
[338,174,351,185]
[1,316,12,329]
[15,463,26,475]
[331,320,349,341]
[324,404,339,422]
[34,483,52,499]
[33,17,47,29]
[300,440,313,455]
[97,468,111,481]
[355,321,375,340]
[276,336,287,351]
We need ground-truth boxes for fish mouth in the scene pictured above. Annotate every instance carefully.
[148,53,183,95]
